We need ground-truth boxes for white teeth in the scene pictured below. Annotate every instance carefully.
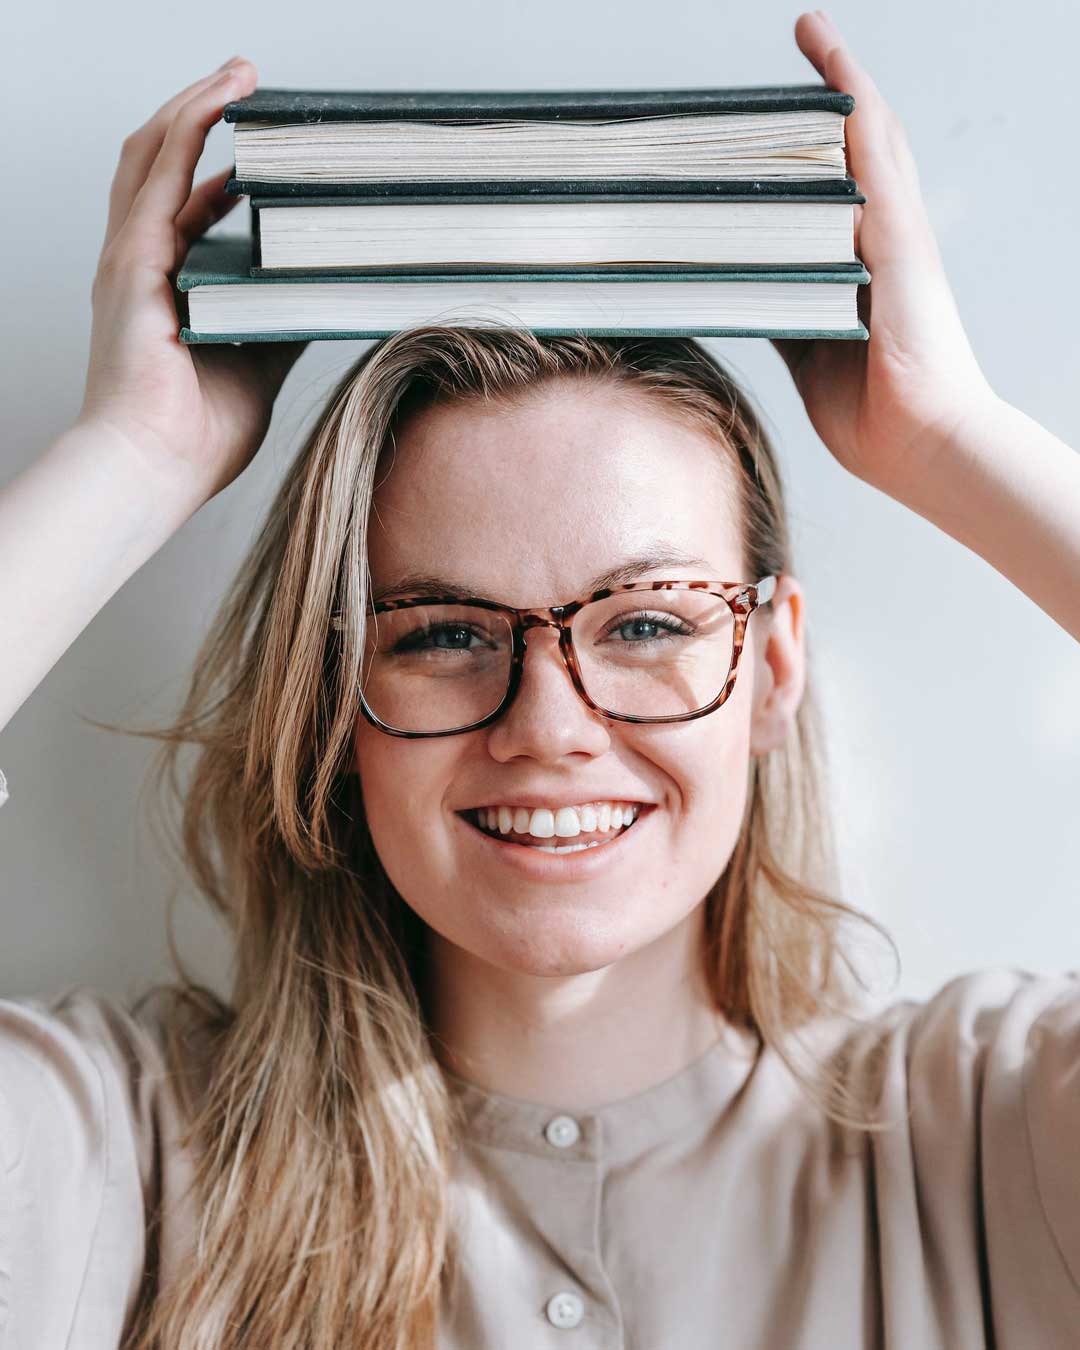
[554,806,581,838]
[471,800,645,840]
[529,808,556,838]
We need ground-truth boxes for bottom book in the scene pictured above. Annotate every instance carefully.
[177,235,870,343]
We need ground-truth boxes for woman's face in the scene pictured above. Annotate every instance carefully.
[352,377,804,979]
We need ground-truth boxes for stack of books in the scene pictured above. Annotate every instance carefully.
[177,84,869,344]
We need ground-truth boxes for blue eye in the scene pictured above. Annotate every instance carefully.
[396,623,489,653]
[607,612,693,644]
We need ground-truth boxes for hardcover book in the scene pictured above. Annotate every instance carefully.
[222,83,856,190]
[176,235,870,343]
[248,192,865,273]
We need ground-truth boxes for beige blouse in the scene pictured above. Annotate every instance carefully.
[2,969,1079,1348]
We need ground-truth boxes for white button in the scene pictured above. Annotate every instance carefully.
[544,1114,581,1148]
[545,1291,585,1329]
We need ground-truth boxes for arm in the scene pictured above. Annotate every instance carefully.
[884,395,1080,642]
[0,422,205,734]
[0,57,305,739]
[774,13,1079,642]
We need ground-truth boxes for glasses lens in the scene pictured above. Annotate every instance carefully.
[361,603,513,733]
[571,588,735,718]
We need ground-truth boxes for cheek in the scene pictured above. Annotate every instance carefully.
[635,695,753,834]
[350,718,465,896]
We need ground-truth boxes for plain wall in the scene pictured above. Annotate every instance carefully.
[3,0,1078,1008]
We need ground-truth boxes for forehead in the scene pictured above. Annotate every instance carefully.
[367,379,746,606]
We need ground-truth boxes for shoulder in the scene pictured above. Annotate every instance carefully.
[853,966,1079,1109]
[824,966,1079,1093]
[0,985,202,1347]
[0,985,176,1177]
[831,969,1080,1302]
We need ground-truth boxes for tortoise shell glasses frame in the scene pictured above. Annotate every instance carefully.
[328,575,779,739]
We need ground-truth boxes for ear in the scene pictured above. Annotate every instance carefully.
[748,573,806,757]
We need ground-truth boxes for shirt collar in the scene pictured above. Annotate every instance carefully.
[439,1023,763,1165]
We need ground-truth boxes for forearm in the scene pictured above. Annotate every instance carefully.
[0,421,208,734]
[884,397,1080,642]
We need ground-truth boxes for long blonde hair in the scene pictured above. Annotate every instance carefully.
[108,328,896,1349]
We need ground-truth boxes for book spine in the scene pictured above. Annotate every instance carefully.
[178,248,871,288]
[246,183,866,208]
[182,324,870,343]
[230,176,864,201]
[246,261,866,279]
[223,86,856,122]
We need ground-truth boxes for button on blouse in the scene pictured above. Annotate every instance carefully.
[545,1290,585,1329]
[544,1113,581,1148]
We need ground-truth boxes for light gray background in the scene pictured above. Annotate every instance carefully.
[3,0,1078,1008]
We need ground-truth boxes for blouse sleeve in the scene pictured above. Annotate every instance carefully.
[1019,973,1080,1289]
[847,967,1080,1345]
[0,987,178,1349]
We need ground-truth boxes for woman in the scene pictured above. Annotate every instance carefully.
[2,11,1078,1349]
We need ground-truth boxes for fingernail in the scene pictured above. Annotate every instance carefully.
[218,54,244,70]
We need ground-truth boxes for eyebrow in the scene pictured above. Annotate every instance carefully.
[370,546,716,605]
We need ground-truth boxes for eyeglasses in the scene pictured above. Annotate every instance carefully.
[329,576,777,739]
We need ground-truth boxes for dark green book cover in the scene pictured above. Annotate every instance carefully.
[176,235,869,344]
[232,177,865,201]
[223,83,855,123]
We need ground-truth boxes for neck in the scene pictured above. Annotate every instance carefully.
[422,904,728,1112]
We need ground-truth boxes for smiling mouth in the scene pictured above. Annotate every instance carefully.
[459,806,650,853]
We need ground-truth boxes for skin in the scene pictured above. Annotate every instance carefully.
[351,380,806,1107]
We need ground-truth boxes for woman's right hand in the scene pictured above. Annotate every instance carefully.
[79,57,308,509]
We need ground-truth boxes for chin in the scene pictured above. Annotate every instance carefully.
[464,905,660,980]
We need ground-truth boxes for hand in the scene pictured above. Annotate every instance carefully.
[772,11,999,499]
[79,58,308,508]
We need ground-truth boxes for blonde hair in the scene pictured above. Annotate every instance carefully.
[106,328,896,1349]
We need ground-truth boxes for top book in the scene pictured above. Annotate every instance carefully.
[223,84,856,190]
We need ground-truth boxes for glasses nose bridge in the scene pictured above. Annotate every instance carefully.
[514,609,579,690]
[517,608,575,659]
[519,609,566,638]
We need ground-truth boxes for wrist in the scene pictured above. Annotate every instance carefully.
[62,415,214,532]
[873,392,1080,640]
[874,389,1011,528]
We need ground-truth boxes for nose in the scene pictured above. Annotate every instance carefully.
[485,623,611,764]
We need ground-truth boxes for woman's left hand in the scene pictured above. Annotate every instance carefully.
[772,11,999,500]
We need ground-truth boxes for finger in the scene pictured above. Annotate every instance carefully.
[103,57,248,250]
[795,12,937,267]
[122,64,258,276]
[174,165,244,256]
[794,13,899,201]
